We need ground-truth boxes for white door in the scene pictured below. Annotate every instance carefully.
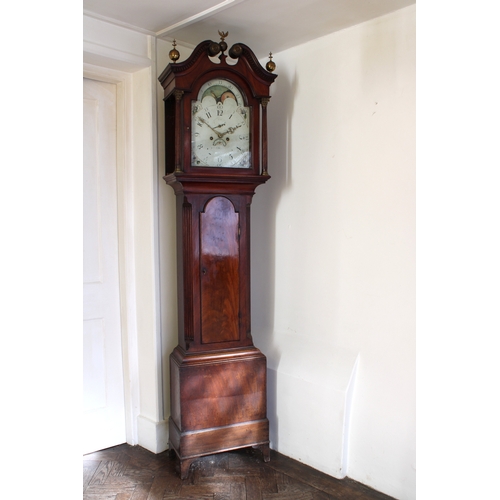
[83,78,126,454]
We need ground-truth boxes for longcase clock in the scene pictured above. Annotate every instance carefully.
[158,32,277,479]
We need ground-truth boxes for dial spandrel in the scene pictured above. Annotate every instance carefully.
[192,79,251,168]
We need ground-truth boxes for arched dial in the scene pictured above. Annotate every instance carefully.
[192,79,251,168]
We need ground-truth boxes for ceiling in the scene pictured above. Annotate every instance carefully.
[83,0,415,60]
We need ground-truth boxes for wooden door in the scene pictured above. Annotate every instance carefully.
[83,78,126,454]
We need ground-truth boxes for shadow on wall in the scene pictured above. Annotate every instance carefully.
[250,60,361,479]
[250,64,298,451]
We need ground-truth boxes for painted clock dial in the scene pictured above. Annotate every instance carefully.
[191,78,250,168]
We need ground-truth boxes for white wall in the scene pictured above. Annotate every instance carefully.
[251,5,415,499]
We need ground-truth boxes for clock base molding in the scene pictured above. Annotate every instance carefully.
[168,346,270,478]
[169,418,270,479]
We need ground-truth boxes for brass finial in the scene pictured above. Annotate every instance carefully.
[218,30,229,53]
[169,39,180,63]
[266,52,276,73]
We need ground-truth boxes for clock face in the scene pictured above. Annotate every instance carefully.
[191,79,250,168]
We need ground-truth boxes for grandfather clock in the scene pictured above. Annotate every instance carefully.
[158,32,277,478]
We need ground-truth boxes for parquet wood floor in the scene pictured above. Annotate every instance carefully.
[83,444,395,500]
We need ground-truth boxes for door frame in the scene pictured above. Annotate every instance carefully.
[83,64,140,446]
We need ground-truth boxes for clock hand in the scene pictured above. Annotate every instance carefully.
[220,123,243,135]
[198,116,224,138]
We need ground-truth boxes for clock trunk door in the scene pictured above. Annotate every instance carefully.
[200,196,240,344]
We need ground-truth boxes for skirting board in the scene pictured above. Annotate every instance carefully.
[137,415,169,454]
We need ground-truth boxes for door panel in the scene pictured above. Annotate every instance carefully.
[200,196,240,344]
[83,78,126,454]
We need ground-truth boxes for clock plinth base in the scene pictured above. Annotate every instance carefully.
[168,346,270,479]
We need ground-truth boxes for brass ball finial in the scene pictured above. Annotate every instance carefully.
[266,52,276,72]
[169,39,180,63]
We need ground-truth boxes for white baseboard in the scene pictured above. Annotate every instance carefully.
[137,415,169,453]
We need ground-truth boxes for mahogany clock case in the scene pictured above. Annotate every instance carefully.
[158,37,277,479]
